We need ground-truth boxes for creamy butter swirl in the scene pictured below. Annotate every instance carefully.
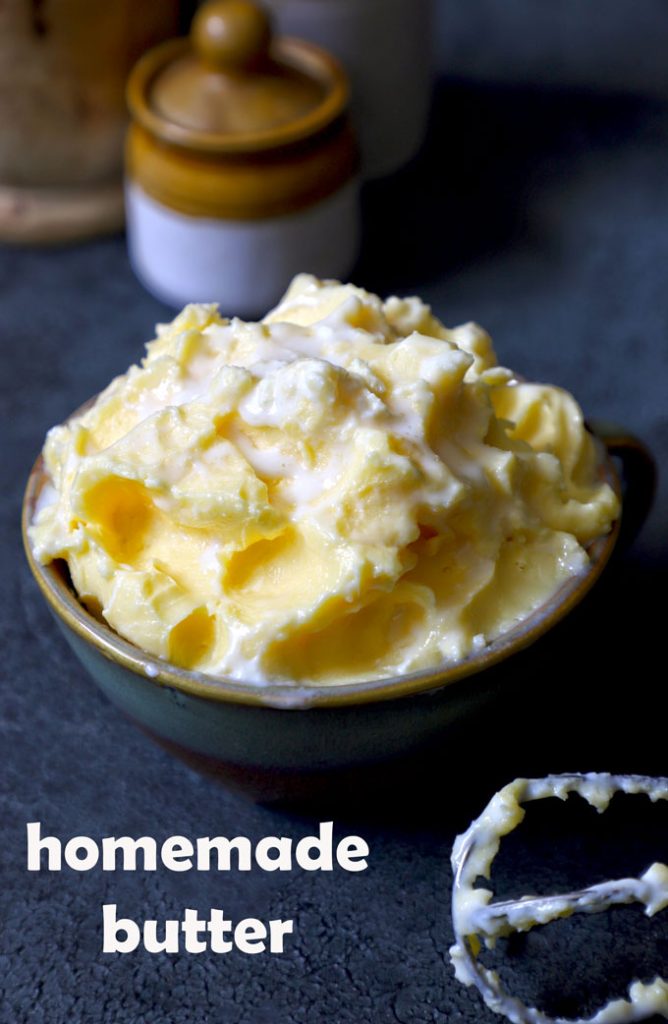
[29,276,619,684]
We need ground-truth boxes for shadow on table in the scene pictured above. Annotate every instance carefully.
[355,76,668,291]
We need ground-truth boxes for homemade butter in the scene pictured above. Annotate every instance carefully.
[29,275,619,684]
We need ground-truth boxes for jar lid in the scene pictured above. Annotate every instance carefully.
[127,0,349,154]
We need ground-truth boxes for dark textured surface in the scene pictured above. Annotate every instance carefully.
[3,5,668,1023]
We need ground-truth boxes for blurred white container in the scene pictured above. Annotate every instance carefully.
[264,0,433,178]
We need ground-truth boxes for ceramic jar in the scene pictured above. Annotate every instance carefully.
[263,0,433,178]
[125,0,359,318]
[0,0,179,243]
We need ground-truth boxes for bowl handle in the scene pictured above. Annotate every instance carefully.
[588,419,656,553]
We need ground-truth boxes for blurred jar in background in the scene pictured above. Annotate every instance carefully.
[0,0,180,243]
[125,0,359,317]
[263,0,433,178]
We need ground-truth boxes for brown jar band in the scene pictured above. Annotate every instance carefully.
[126,119,357,221]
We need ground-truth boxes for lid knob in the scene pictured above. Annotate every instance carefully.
[192,0,272,72]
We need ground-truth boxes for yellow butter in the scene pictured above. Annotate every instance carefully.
[30,276,619,684]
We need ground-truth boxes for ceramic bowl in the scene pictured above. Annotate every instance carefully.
[22,421,654,801]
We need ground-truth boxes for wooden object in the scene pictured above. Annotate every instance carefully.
[0,0,180,243]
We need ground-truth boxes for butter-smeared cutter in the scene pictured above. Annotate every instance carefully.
[450,773,668,1024]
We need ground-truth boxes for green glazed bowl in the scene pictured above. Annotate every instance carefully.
[22,420,654,801]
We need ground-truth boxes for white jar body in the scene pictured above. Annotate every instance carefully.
[126,179,360,318]
[265,0,433,178]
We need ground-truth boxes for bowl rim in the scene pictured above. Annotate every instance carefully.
[22,433,620,711]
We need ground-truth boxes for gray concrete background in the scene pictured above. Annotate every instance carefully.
[435,0,668,99]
